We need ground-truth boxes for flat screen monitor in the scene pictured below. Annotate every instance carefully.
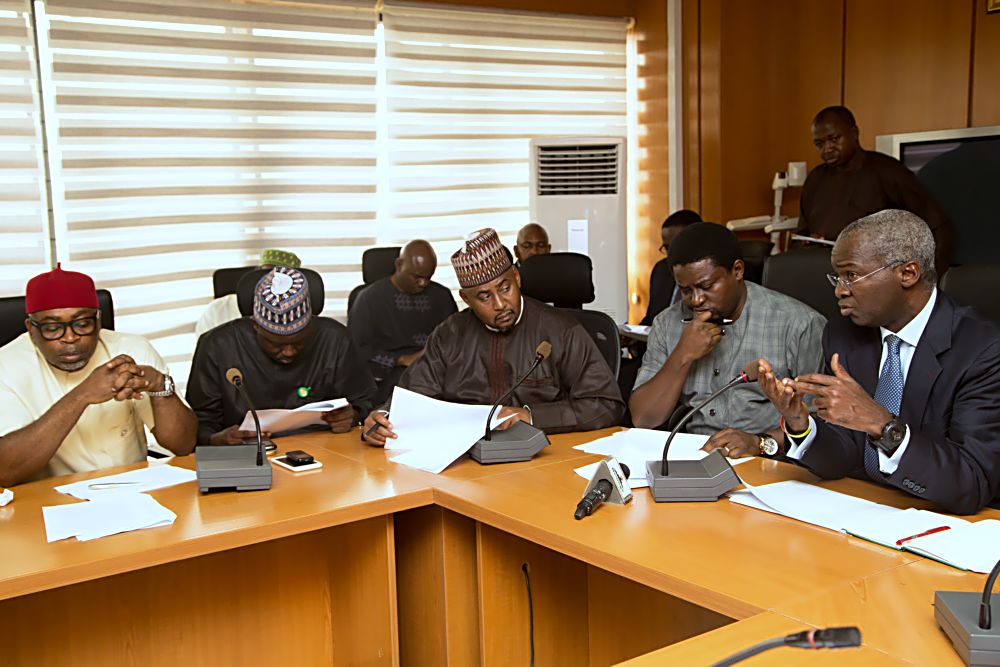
[876,126,1000,265]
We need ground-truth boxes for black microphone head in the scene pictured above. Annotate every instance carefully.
[619,463,631,479]
[225,368,244,386]
[740,360,760,383]
[813,627,862,648]
[536,341,552,360]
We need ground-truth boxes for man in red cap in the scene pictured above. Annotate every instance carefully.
[0,265,197,486]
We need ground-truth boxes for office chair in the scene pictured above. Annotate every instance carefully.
[738,239,774,285]
[212,266,257,299]
[236,268,326,316]
[762,247,840,321]
[940,263,1000,327]
[0,289,115,349]
[347,246,402,316]
[560,307,621,378]
[518,252,595,309]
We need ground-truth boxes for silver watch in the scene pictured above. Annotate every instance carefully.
[146,373,175,398]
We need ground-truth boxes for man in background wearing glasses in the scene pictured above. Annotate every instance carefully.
[0,265,197,486]
[757,209,1000,514]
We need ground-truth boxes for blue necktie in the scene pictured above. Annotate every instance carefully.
[864,334,903,483]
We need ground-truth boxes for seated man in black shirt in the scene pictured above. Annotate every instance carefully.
[187,267,376,445]
[348,240,457,404]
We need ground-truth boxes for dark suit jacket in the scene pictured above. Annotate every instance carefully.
[640,258,675,327]
[801,292,1000,515]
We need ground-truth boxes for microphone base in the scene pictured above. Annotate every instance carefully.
[195,445,273,493]
[935,591,1000,666]
[470,421,550,464]
[644,451,740,502]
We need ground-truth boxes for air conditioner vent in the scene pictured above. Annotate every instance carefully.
[535,144,619,196]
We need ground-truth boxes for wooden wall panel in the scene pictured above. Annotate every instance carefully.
[844,0,974,147]
[714,0,844,223]
[971,5,1000,127]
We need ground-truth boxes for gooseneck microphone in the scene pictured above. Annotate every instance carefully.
[483,341,552,441]
[575,463,630,520]
[709,626,861,666]
[935,555,1000,665]
[981,557,1000,630]
[226,368,264,467]
[659,361,759,476]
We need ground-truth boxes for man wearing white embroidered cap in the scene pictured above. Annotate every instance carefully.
[362,228,624,446]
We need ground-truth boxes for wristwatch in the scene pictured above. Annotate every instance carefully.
[757,433,779,456]
[872,416,907,454]
[146,373,175,398]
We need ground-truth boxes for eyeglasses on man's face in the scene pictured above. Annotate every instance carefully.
[826,262,902,291]
[29,316,99,341]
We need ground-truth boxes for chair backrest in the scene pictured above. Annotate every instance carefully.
[212,266,257,299]
[236,268,326,316]
[0,288,115,349]
[940,263,1000,327]
[559,307,620,378]
[362,247,401,285]
[346,283,367,317]
[762,247,839,321]
[738,239,774,285]
[519,253,595,309]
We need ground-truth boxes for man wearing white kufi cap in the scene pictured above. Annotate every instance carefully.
[362,228,624,446]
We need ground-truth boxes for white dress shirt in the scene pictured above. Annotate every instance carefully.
[787,289,938,474]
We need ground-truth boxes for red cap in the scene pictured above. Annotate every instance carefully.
[24,263,98,314]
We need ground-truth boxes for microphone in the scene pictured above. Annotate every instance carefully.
[226,367,264,467]
[935,556,1000,665]
[575,458,631,520]
[483,341,552,441]
[709,626,861,666]
[659,360,759,477]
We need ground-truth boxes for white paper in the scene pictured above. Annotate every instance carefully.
[43,494,176,542]
[567,219,589,254]
[572,428,753,488]
[905,519,1000,573]
[238,398,348,434]
[55,464,196,501]
[734,479,896,532]
[0,488,12,506]
[384,387,513,474]
[844,508,968,550]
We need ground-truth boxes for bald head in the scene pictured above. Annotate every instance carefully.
[393,240,437,294]
[514,223,551,263]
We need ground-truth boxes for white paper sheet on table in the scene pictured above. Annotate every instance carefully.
[384,387,513,474]
[42,493,176,542]
[572,428,753,488]
[238,398,348,434]
[55,464,196,501]
[730,479,898,532]
[0,488,12,506]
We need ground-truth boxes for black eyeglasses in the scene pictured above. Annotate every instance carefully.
[29,315,99,341]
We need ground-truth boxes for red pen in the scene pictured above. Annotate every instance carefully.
[895,525,951,547]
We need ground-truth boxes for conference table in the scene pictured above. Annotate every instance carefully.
[0,427,993,665]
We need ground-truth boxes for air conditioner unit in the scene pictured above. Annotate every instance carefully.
[529,137,627,323]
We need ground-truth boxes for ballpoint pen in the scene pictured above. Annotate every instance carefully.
[87,481,143,490]
[895,525,951,546]
[363,410,389,438]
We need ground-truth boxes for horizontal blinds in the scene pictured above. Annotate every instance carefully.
[382,2,628,287]
[0,1,50,296]
[42,0,377,384]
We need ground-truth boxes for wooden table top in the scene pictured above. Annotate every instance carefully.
[2,426,993,665]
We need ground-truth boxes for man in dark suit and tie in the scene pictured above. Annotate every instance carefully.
[756,209,1000,515]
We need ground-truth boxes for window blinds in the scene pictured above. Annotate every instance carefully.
[40,0,377,382]
[381,2,628,288]
[0,0,50,296]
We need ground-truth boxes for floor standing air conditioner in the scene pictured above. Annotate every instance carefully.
[529,137,627,323]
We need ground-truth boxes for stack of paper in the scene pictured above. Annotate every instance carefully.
[572,428,754,488]
[384,387,513,474]
[238,398,348,434]
[55,464,196,501]
[43,494,176,542]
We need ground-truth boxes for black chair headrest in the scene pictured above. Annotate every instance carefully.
[518,252,595,308]
[362,247,401,285]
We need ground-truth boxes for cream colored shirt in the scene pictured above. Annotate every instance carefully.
[0,330,169,480]
[195,294,241,338]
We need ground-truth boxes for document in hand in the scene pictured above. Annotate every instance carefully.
[42,493,177,542]
[572,428,753,489]
[384,387,514,474]
[731,480,999,572]
[238,398,348,434]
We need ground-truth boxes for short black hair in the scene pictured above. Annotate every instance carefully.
[667,222,742,270]
[813,105,857,129]
[661,209,702,230]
